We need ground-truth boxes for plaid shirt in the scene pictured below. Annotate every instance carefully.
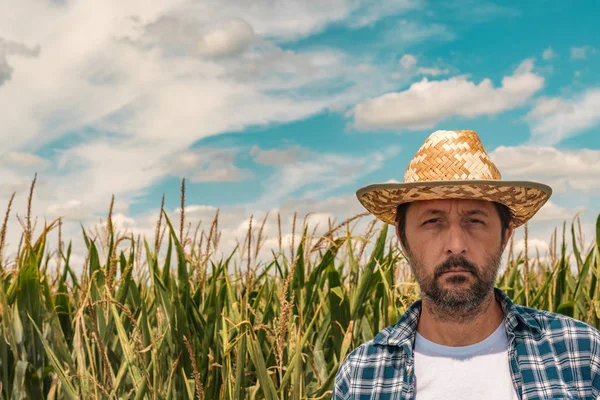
[333,288,600,399]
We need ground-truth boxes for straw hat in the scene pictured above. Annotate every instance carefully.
[356,130,552,228]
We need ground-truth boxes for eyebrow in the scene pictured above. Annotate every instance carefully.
[419,209,489,219]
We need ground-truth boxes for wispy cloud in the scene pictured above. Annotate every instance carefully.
[570,45,595,60]
[397,54,450,76]
[0,152,49,169]
[400,54,418,69]
[417,67,450,76]
[0,0,408,225]
[250,144,311,166]
[526,88,600,145]
[346,0,422,28]
[255,146,401,208]
[542,47,556,60]
[428,0,520,22]
[46,200,89,221]
[384,20,455,45]
[2,0,595,271]
[166,147,255,183]
[142,16,256,59]
[165,0,421,42]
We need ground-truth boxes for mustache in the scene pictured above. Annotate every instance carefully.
[434,255,479,279]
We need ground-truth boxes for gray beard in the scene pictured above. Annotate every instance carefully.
[408,249,503,323]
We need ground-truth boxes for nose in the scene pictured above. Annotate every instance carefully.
[445,221,468,255]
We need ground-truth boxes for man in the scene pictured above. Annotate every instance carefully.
[333,130,600,399]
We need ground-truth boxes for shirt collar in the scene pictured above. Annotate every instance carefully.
[372,287,542,352]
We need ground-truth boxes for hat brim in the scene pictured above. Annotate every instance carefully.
[356,180,552,228]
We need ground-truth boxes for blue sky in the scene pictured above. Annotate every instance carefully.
[0,0,599,263]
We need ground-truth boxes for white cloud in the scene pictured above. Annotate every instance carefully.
[228,45,355,93]
[102,213,137,230]
[37,190,374,274]
[250,144,311,166]
[46,200,87,221]
[400,54,417,69]
[0,152,48,169]
[40,189,593,277]
[0,61,10,87]
[167,0,420,42]
[534,200,583,222]
[255,146,402,208]
[490,146,600,194]
[279,194,365,217]
[0,0,418,241]
[0,0,409,154]
[143,16,255,59]
[179,204,220,217]
[45,195,129,224]
[512,237,549,258]
[143,192,374,265]
[166,147,254,183]
[526,88,600,145]
[434,1,520,22]
[0,0,529,268]
[351,58,544,130]
[385,20,455,45]
[0,0,427,270]
[191,166,253,183]
[417,67,450,76]
[570,45,595,60]
[0,37,40,86]
[542,47,556,60]
[0,170,38,198]
[194,19,255,58]
[346,0,421,28]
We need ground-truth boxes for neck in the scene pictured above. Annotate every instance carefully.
[416,291,504,346]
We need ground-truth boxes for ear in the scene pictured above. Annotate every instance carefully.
[501,225,514,252]
[395,222,408,255]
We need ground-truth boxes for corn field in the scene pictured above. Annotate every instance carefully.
[0,179,599,400]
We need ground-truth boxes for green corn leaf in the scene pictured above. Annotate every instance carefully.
[247,327,278,400]
[28,314,78,399]
[16,243,44,380]
[350,224,388,321]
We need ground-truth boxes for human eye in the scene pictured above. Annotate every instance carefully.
[467,218,484,225]
[423,218,440,225]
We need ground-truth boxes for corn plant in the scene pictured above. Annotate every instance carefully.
[0,178,598,399]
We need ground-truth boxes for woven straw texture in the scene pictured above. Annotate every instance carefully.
[405,130,501,182]
[356,130,551,228]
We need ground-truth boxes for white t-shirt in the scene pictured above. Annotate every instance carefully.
[414,319,519,399]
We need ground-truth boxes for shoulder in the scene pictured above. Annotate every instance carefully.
[513,303,600,346]
[333,341,376,399]
[336,339,392,376]
[334,339,406,396]
[512,305,600,392]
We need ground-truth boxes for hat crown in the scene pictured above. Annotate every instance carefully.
[404,130,501,183]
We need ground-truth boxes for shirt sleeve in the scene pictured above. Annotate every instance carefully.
[591,328,600,397]
[332,358,352,400]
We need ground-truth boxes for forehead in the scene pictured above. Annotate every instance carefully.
[407,198,496,215]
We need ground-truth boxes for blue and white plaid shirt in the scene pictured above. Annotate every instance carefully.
[333,288,600,399]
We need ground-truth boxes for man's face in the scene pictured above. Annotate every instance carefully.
[397,198,512,313]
